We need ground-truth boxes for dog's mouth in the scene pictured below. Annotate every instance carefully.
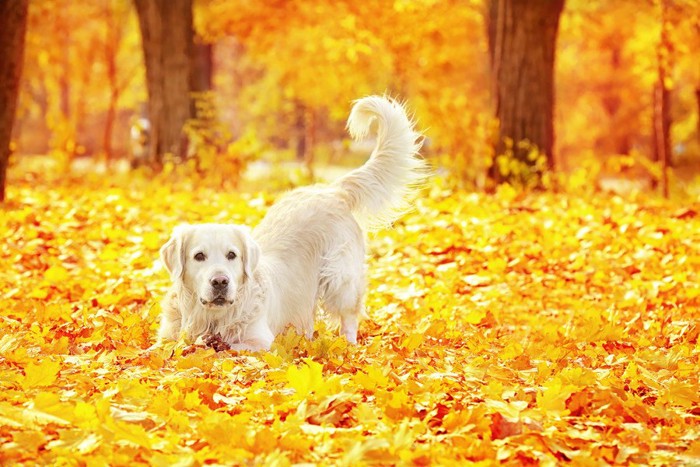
[200,296,234,307]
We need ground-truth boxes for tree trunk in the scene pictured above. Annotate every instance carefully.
[133,0,194,167]
[102,0,123,165]
[191,42,213,94]
[653,77,671,198]
[653,0,672,198]
[695,87,700,148]
[304,107,316,180]
[0,0,29,202]
[103,90,119,164]
[600,37,631,155]
[189,41,214,123]
[487,0,565,184]
[293,101,306,162]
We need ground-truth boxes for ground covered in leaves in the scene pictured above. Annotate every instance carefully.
[1,172,699,465]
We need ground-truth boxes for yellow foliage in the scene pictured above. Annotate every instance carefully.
[1,172,699,464]
[22,360,61,389]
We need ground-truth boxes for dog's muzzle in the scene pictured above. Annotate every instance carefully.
[200,274,234,307]
[200,295,234,307]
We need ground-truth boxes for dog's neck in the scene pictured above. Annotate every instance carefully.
[175,276,263,343]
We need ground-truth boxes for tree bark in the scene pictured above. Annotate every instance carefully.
[600,36,631,155]
[191,42,213,94]
[487,0,565,183]
[103,89,119,163]
[653,0,672,198]
[696,87,700,148]
[304,107,316,180]
[102,0,122,164]
[0,0,29,202]
[133,0,194,167]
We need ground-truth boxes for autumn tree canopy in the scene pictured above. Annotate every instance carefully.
[4,0,698,189]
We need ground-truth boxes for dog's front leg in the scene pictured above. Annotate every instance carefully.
[157,296,183,342]
[202,332,271,352]
[225,318,275,352]
[204,319,275,352]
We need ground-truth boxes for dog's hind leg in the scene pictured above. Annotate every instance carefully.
[340,313,359,344]
[325,289,362,344]
[320,251,365,344]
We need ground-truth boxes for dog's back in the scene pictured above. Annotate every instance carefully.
[253,96,426,342]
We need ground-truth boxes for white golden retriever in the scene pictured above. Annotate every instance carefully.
[158,96,425,351]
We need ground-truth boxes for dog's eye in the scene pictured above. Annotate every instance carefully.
[226,251,237,260]
[194,252,206,262]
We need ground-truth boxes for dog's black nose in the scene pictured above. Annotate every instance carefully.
[210,275,229,290]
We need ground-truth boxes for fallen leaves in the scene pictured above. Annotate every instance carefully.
[21,360,61,390]
[0,173,699,464]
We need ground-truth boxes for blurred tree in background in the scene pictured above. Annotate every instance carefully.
[0,0,29,201]
[487,0,565,187]
[17,0,145,165]
[557,0,699,183]
[102,0,143,164]
[133,0,195,167]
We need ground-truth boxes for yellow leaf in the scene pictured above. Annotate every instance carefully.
[104,418,154,449]
[73,402,99,430]
[44,265,69,283]
[442,410,472,432]
[661,381,700,408]
[183,391,201,410]
[400,333,423,351]
[286,358,324,398]
[217,359,233,374]
[198,411,250,446]
[27,288,49,299]
[354,365,391,391]
[499,342,523,360]
[0,335,20,353]
[176,348,216,371]
[383,388,412,419]
[12,430,46,452]
[464,308,487,324]
[73,433,102,455]
[0,400,70,428]
[261,352,283,368]
[142,231,162,250]
[22,360,61,389]
[536,377,577,414]
[486,258,507,274]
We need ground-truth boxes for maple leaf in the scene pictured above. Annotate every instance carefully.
[536,377,578,414]
[22,360,61,389]
[354,365,391,391]
[44,265,70,283]
[286,358,325,399]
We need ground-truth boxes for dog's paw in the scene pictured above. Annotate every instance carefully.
[203,333,231,352]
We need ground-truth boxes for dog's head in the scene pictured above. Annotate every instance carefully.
[160,224,260,309]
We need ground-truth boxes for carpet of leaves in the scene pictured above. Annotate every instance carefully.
[1,173,699,465]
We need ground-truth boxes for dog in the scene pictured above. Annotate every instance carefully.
[158,96,426,351]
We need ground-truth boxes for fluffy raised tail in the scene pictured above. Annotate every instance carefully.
[335,96,427,229]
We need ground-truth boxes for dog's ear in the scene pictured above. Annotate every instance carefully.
[232,226,260,278]
[160,225,189,280]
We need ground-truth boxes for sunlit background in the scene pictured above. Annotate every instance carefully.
[10,0,700,193]
[2,2,700,464]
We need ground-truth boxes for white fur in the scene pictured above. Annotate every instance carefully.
[158,96,426,351]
